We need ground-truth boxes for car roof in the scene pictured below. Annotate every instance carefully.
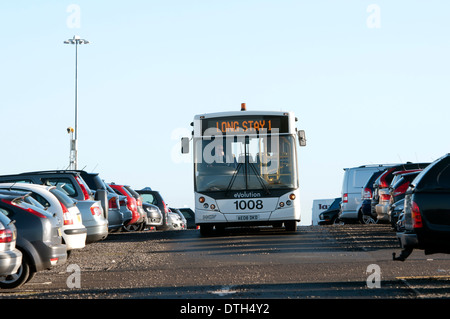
[0,170,84,177]
[0,183,55,192]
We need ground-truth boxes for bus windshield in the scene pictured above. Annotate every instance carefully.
[194,134,298,193]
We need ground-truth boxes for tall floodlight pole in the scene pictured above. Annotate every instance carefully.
[64,35,89,170]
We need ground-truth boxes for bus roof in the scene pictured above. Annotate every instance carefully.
[193,110,295,120]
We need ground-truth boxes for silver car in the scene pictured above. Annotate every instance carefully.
[167,208,186,230]
[0,183,87,252]
[73,199,108,244]
[0,170,108,243]
[0,212,22,280]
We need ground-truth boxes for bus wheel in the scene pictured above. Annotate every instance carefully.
[284,221,297,232]
[200,225,214,236]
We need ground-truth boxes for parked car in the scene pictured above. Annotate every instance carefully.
[109,183,143,231]
[318,198,341,225]
[167,209,186,230]
[142,203,163,228]
[104,182,132,228]
[374,163,429,222]
[76,171,125,232]
[391,198,405,232]
[136,187,170,230]
[357,170,386,224]
[387,170,422,229]
[395,154,450,261]
[0,211,22,282]
[177,208,196,229]
[0,171,108,244]
[169,208,187,229]
[0,183,87,252]
[339,164,395,223]
[0,192,67,288]
[123,186,147,229]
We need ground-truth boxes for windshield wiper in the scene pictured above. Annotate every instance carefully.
[225,137,270,196]
[225,160,270,196]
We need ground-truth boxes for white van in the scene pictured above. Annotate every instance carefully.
[339,164,394,222]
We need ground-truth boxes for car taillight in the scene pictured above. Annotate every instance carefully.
[392,182,410,197]
[362,188,372,199]
[379,169,393,188]
[128,200,136,211]
[60,202,74,225]
[90,206,102,216]
[343,193,348,203]
[0,229,13,243]
[50,257,59,266]
[411,201,423,228]
[75,176,90,200]
[109,197,119,209]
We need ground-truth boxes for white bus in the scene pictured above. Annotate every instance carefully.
[181,104,306,236]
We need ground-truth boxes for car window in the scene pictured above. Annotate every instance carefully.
[141,194,156,205]
[28,192,50,209]
[437,164,450,189]
[23,195,46,210]
[0,179,33,184]
[50,188,76,208]
[41,178,77,197]
[0,207,12,218]
[180,209,194,219]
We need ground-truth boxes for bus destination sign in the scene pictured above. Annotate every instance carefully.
[202,115,289,135]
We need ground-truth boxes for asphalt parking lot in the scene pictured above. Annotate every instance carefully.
[2,224,450,302]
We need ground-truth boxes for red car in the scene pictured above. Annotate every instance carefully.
[109,183,145,230]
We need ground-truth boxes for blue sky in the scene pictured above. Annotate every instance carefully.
[1,1,449,225]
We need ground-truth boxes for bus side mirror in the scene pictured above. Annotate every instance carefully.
[181,137,190,154]
[298,130,306,147]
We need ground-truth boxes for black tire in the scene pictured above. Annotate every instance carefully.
[0,255,33,289]
[359,210,377,224]
[122,223,142,232]
[284,221,297,232]
[199,224,214,236]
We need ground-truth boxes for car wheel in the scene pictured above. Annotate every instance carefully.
[199,225,214,236]
[284,221,297,232]
[122,223,141,232]
[361,214,377,224]
[0,255,33,289]
[359,210,377,224]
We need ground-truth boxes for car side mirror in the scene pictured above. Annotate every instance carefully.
[181,137,190,154]
[298,130,306,147]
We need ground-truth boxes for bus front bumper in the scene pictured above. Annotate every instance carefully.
[195,206,300,225]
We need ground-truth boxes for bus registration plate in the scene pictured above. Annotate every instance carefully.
[237,215,259,221]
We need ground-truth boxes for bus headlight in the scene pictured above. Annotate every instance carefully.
[289,193,296,200]
[199,197,205,203]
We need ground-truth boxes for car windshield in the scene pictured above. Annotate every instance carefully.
[194,134,298,193]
